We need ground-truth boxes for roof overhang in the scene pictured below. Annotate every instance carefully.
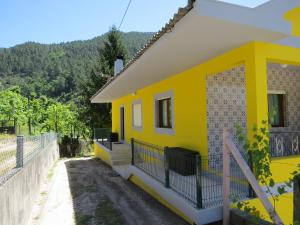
[91,1,289,103]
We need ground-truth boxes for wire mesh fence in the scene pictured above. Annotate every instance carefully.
[132,138,251,209]
[0,137,17,180]
[132,139,165,184]
[0,132,57,185]
[94,128,112,150]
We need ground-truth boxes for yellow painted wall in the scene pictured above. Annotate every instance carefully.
[94,142,112,166]
[112,42,257,155]
[271,156,300,183]
[244,193,293,225]
[108,41,300,224]
[284,6,300,37]
[111,42,300,154]
[243,156,300,224]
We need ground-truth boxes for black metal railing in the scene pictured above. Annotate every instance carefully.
[131,139,165,184]
[94,128,112,150]
[270,131,300,158]
[131,138,250,209]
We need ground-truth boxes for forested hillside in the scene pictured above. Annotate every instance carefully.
[0,32,154,100]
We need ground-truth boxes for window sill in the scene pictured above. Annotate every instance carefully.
[155,127,175,135]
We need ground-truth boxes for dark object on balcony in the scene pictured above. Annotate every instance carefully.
[166,147,199,176]
[294,174,300,223]
[109,132,119,142]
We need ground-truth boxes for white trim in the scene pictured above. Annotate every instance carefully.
[127,165,222,225]
[154,90,175,135]
[132,100,143,131]
[91,2,289,103]
[268,90,286,95]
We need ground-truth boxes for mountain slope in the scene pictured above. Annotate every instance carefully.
[0,32,154,99]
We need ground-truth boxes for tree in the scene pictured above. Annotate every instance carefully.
[99,26,128,76]
[0,87,27,132]
[78,26,129,131]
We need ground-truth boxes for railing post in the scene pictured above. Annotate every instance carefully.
[223,128,230,225]
[164,147,170,188]
[131,138,134,165]
[16,135,24,168]
[196,154,203,209]
[294,174,300,223]
[41,133,45,149]
[248,152,255,197]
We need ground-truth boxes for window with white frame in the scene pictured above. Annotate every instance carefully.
[154,91,174,134]
[132,101,142,129]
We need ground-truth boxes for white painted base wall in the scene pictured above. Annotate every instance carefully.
[114,164,222,225]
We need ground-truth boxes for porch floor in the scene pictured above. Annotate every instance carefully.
[244,155,300,225]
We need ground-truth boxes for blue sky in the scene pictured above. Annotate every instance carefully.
[0,0,269,48]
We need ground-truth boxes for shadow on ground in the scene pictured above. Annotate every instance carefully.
[65,158,189,225]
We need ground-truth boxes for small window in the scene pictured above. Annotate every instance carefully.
[156,98,172,129]
[268,94,285,127]
[132,102,142,128]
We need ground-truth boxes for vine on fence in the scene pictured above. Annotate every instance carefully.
[234,120,300,224]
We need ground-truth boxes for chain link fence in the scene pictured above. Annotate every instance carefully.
[0,133,57,185]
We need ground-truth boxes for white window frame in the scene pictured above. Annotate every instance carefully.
[154,90,175,135]
[132,100,143,130]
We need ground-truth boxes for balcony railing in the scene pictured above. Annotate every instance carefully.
[94,128,112,150]
[270,131,300,158]
[131,138,250,209]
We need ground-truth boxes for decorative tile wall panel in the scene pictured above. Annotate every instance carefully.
[268,66,300,131]
[206,65,247,158]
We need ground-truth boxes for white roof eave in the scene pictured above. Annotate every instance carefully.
[91,1,290,103]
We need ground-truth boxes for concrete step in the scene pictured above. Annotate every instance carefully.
[110,152,131,157]
[111,153,131,157]
[112,149,131,154]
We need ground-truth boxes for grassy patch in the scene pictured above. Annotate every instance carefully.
[47,170,54,180]
[0,134,15,140]
[46,160,58,181]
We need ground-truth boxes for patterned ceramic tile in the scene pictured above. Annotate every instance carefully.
[206,65,247,158]
[268,67,300,131]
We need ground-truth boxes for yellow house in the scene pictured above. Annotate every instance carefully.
[91,0,300,224]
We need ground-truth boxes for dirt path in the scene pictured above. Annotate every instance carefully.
[30,158,189,225]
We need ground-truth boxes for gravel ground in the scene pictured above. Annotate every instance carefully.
[30,157,189,225]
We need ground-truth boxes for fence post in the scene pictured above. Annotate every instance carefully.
[131,138,134,165]
[196,154,203,209]
[164,147,170,188]
[248,152,255,197]
[294,174,300,223]
[41,133,45,149]
[223,128,230,225]
[16,135,24,168]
